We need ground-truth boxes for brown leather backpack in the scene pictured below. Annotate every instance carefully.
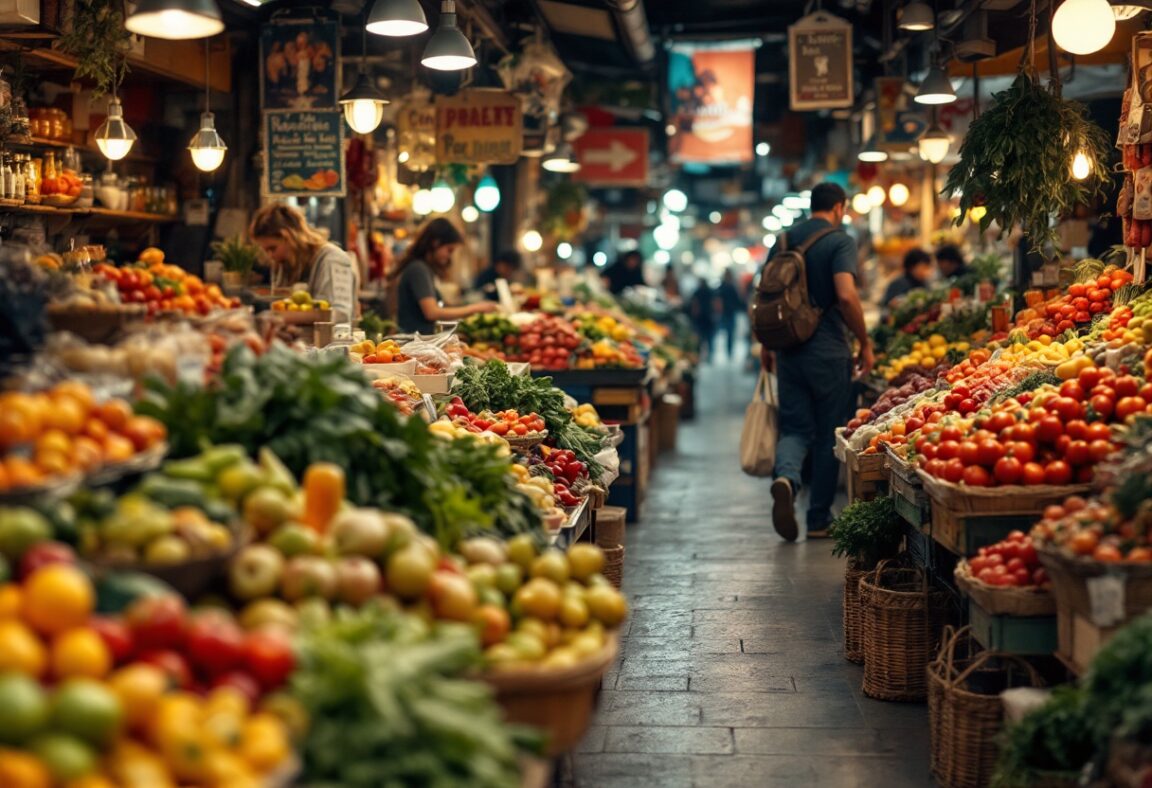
[750,227,837,350]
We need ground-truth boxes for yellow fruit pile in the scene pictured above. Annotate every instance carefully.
[879,335,971,380]
[270,290,329,313]
[571,403,601,429]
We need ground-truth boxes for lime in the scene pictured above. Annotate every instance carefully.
[51,679,123,746]
[0,673,49,744]
[29,733,97,781]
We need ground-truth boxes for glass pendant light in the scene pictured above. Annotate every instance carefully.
[422,1,477,71]
[188,40,226,172]
[858,135,888,162]
[917,121,951,164]
[340,21,388,135]
[126,0,224,40]
[1071,150,1092,180]
[367,0,428,36]
[542,141,581,173]
[429,177,455,213]
[95,88,137,162]
[888,182,911,207]
[1052,0,1116,55]
[412,188,434,215]
[915,65,957,105]
[520,229,543,252]
[898,2,935,31]
[474,173,500,212]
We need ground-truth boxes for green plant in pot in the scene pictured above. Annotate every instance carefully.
[829,496,903,568]
[211,236,260,289]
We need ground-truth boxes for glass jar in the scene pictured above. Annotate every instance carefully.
[75,174,93,208]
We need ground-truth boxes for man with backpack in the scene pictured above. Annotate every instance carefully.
[752,182,873,541]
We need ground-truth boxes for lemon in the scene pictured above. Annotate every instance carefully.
[290,290,312,306]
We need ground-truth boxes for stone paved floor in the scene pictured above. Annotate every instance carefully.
[570,361,933,788]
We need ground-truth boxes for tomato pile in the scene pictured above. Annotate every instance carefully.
[93,262,236,317]
[1013,267,1133,339]
[1031,494,1152,563]
[506,316,583,371]
[967,531,1049,588]
[442,397,546,437]
[537,447,588,506]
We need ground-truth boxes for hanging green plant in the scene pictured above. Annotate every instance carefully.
[57,0,132,97]
[942,71,1112,254]
[539,180,587,242]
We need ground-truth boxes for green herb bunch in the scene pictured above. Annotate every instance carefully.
[991,686,1096,788]
[828,496,903,567]
[210,236,260,277]
[292,604,539,787]
[58,0,132,97]
[1083,612,1152,749]
[943,72,1112,253]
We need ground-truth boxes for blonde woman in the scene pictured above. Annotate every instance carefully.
[249,203,359,324]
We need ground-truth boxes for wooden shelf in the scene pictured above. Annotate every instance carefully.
[0,202,176,223]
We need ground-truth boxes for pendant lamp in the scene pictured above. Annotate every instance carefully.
[422,1,477,71]
[126,0,224,40]
[917,122,951,164]
[367,0,428,36]
[188,40,226,172]
[95,92,137,161]
[915,65,957,105]
[542,141,581,173]
[1052,0,1116,55]
[858,135,888,162]
[898,1,935,31]
[474,173,500,212]
[340,20,388,135]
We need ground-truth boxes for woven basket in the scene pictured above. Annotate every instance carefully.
[861,559,946,702]
[928,626,1045,788]
[916,470,1090,516]
[602,545,625,589]
[595,506,627,550]
[954,561,1057,617]
[843,559,868,664]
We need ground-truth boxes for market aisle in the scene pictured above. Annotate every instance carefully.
[571,362,932,788]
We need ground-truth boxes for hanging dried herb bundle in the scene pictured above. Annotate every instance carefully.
[942,72,1112,253]
[57,0,132,97]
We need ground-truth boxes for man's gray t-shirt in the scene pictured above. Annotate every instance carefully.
[771,218,857,346]
[397,259,440,334]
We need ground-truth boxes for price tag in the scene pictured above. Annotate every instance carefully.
[1086,573,1126,627]
[495,278,516,314]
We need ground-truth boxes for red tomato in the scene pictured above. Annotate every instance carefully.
[1088,439,1115,463]
[243,630,296,690]
[924,459,947,478]
[962,465,992,487]
[939,425,963,443]
[1013,568,1032,585]
[1050,397,1083,422]
[186,611,246,679]
[1036,416,1064,444]
[958,441,980,466]
[1065,420,1088,441]
[1116,396,1148,420]
[959,398,977,415]
[1068,283,1087,297]
[89,617,135,665]
[1078,367,1104,389]
[138,650,193,689]
[1065,440,1091,466]
[1007,530,1028,542]
[1059,380,1086,402]
[970,556,990,573]
[1017,541,1038,565]
[986,412,1016,435]
[993,456,1023,484]
[937,440,961,460]
[1044,460,1073,486]
[1114,376,1141,398]
[124,594,187,652]
[920,442,938,461]
[1085,422,1112,442]
[1022,462,1048,485]
[943,458,965,483]
[975,439,1005,468]
[211,672,261,707]
[1012,423,1036,444]
[1008,441,1036,463]
[1006,557,1025,573]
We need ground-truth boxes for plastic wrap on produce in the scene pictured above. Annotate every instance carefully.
[595,446,621,487]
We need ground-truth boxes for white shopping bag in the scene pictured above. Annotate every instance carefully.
[740,370,778,477]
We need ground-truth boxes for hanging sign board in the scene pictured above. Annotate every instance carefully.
[259,20,339,110]
[788,12,853,111]
[263,110,346,197]
[435,89,522,164]
[667,40,755,165]
[574,128,649,186]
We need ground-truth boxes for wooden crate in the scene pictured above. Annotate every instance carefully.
[1039,549,1152,674]
[837,429,888,503]
[929,505,1042,557]
[967,599,1058,655]
[887,450,929,527]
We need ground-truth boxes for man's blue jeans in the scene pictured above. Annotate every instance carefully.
[774,329,854,529]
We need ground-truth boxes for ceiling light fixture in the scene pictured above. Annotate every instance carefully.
[474,173,500,212]
[851,193,872,214]
[858,135,889,162]
[542,140,581,173]
[915,65,957,104]
[188,39,226,172]
[412,188,434,215]
[898,1,935,31]
[888,182,910,207]
[125,0,224,40]
[95,94,137,162]
[366,0,429,37]
[867,185,887,207]
[521,229,543,252]
[430,177,456,213]
[461,205,479,223]
[1052,0,1116,55]
[421,1,477,72]
[340,19,389,134]
[917,121,951,164]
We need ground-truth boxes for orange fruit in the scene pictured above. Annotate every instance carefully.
[97,401,133,432]
[35,429,71,458]
[43,397,85,435]
[108,665,168,733]
[0,464,9,491]
[0,393,41,448]
[4,458,44,490]
[0,749,52,788]
[102,434,136,464]
[22,565,94,636]
[0,585,23,618]
[122,416,165,452]
[51,628,112,679]
[63,775,116,788]
[51,381,94,414]
[0,620,48,677]
[82,418,108,444]
[70,437,104,473]
[34,450,71,478]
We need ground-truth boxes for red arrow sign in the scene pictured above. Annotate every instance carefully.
[574,128,649,186]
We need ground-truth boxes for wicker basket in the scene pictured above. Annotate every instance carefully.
[602,545,625,589]
[928,626,1045,788]
[954,561,1057,617]
[484,634,619,757]
[916,470,1090,516]
[595,506,627,550]
[843,558,868,664]
[860,559,946,702]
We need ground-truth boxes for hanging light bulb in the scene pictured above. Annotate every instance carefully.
[888,182,911,207]
[474,174,500,212]
[858,135,888,162]
[340,22,389,134]
[918,123,952,164]
[412,188,434,215]
[366,0,428,36]
[915,65,957,105]
[851,193,873,214]
[542,140,581,173]
[663,189,688,213]
[126,0,224,40]
[421,1,477,71]
[898,1,935,31]
[557,242,573,259]
[95,97,137,161]
[188,39,226,172]
[1052,0,1116,55]
[1071,150,1092,180]
[520,229,543,252]
[867,185,887,207]
[429,178,455,213]
[461,205,479,223]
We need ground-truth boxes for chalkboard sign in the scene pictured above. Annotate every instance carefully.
[788,12,853,111]
[264,110,346,197]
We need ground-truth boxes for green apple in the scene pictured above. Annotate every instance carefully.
[268,523,320,558]
[144,536,190,565]
[0,507,51,560]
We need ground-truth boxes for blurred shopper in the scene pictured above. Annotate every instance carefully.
[473,249,523,301]
[688,278,715,361]
[765,183,873,541]
[882,248,933,306]
[935,244,968,280]
[603,250,647,294]
[714,268,746,361]
[662,267,684,308]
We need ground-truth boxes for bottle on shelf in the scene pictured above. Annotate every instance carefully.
[24,156,39,202]
[13,154,25,202]
[1,155,14,200]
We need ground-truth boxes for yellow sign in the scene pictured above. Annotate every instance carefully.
[397,97,437,173]
[436,89,522,165]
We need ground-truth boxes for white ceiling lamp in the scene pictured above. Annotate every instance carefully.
[1052,0,1116,55]
[461,205,479,222]
[188,39,226,172]
[412,188,434,215]
[340,21,389,134]
[429,178,456,213]
[755,141,770,157]
[95,95,137,161]
[898,1,935,30]
[867,185,887,207]
[851,193,873,214]
[557,242,573,259]
[474,173,500,212]
[663,188,688,213]
[421,1,477,71]
[1071,149,1092,180]
[858,135,889,162]
[915,65,957,105]
[888,182,911,207]
[126,0,224,40]
[367,0,429,36]
[520,229,543,252]
[917,122,951,164]
[542,140,581,173]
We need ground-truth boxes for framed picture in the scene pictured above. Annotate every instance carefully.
[260,20,339,110]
